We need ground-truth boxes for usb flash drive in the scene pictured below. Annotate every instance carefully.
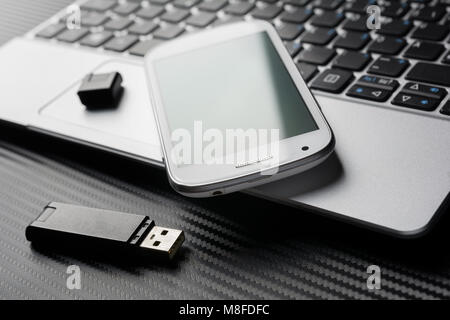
[25,202,185,260]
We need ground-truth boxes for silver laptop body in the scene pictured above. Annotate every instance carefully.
[0,0,449,237]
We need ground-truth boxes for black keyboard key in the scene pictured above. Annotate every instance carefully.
[284,41,302,57]
[367,36,406,55]
[277,24,305,41]
[411,23,450,41]
[310,11,344,27]
[149,0,172,4]
[280,8,313,23]
[357,75,399,91]
[129,39,163,56]
[80,11,109,27]
[411,5,446,22]
[301,27,336,45]
[342,16,368,32]
[443,51,450,64]
[36,23,65,39]
[224,2,255,16]
[381,1,409,18]
[344,0,377,14]
[310,68,354,93]
[198,0,228,12]
[153,25,184,39]
[81,0,117,11]
[440,101,450,116]
[113,2,140,15]
[56,28,89,43]
[136,6,165,19]
[313,0,344,10]
[251,5,283,20]
[333,31,370,50]
[160,9,190,23]
[104,18,133,31]
[392,93,439,111]
[213,16,244,26]
[368,56,410,77]
[281,0,311,6]
[406,62,450,86]
[186,12,217,27]
[104,35,139,52]
[403,41,445,61]
[347,85,392,102]
[402,82,447,100]
[296,62,318,82]
[333,51,371,71]
[128,21,159,35]
[173,0,201,9]
[444,15,450,27]
[297,46,336,65]
[377,20,412,36]
[80,31,113,47]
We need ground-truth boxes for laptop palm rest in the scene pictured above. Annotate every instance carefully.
[40,60,160,148]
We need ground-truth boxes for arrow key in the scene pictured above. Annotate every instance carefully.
[392,93,440,111]
[401,82,446,101]
[346,85,392,102]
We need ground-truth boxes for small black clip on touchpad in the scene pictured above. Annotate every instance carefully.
[77,72,124,110]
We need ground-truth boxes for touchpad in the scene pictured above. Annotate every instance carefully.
[40,60,160,147]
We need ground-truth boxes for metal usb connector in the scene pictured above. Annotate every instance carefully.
[140,226,185,260]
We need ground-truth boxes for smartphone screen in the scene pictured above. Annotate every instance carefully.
[153,31,318,149]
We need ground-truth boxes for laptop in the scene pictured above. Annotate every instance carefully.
[0,0,449,237]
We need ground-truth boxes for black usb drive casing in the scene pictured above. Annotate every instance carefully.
[26,202,185,260]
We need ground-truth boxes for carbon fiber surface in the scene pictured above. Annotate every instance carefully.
[1,0,450,300]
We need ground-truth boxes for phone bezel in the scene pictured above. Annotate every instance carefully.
[145,21,333,194]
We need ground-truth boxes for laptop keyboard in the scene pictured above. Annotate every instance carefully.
[33,0,450,117]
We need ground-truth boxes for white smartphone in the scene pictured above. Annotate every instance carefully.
[145,21,334,198]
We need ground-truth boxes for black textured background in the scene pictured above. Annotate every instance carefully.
[0,0,450,300]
